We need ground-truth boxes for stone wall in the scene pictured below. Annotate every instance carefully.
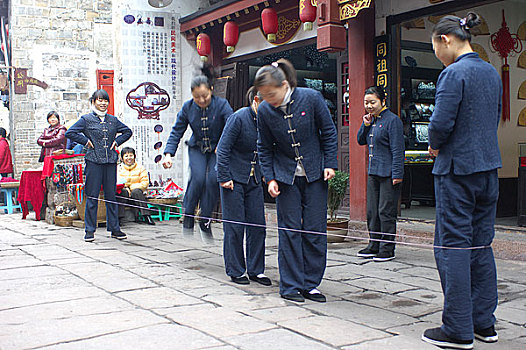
[9,0,113,175]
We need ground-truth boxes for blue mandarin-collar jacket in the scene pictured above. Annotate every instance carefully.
[65,112,132,164]
[257,87,338,185]
[164,95,233,155]
[216,107,261,184]
[429,52,502,176]
[357,108,405,179]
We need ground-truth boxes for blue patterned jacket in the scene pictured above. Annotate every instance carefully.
[216,107,261,184]
[65,112,132,164]
[429,52,502,176]
[257,88,338,185]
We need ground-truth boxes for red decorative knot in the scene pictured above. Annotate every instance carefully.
[491,9,522,63]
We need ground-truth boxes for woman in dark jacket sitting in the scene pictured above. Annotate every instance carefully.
[37,111,67,162]
[66,89,132,243]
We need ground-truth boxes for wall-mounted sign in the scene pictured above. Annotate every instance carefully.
[14,68,48,94]
[374,35,390,98]
[339,0,371,21]
[126,82,170,120]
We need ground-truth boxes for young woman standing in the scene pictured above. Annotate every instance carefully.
[66,89,132,242]
[255,59,338,302]
[216,87,270,286]
[162,68,233,236]
[421,13,502,349]
[356,86,404,262]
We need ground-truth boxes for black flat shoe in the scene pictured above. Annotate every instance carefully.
[144,215,156,225]
[84,231,95,242]
[281,293,305,302]
[301,289,326,302]
[199,219,212,234]
[183,216,194,229]
[111,231,127,240]
[249,274,272,286]
[230,276,249,285]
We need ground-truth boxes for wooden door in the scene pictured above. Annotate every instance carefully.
[96,70,114,116]
[218,62,249,111]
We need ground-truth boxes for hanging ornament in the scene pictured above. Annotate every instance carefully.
[299,0,317,31]
[196,33,211,62]
[491,10,522,122]
[223,21,239,53]
[261,8,278,42]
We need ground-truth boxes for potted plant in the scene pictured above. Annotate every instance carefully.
[327,170,350,243]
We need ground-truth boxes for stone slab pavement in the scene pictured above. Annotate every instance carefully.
[0,213,525,349]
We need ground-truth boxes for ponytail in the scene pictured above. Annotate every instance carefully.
[254,58,297,89]
[432,12,482,42]
[191,63,216,91]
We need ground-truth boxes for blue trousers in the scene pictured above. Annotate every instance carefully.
[276,177,328,295]
[221,177,266,277]
[84,161,120,233]
[434,169,498,340]
[184,147,220,219]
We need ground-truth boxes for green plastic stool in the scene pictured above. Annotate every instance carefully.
[163,202,182,221]
[146,204,164,221]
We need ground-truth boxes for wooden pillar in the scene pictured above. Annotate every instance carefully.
[347,7,375,221]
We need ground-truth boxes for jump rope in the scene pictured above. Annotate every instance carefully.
[88,195,493,251]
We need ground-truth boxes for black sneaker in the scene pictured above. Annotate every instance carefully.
[111,231,127,240]
[422,327,473,349]
[373,251,395,262]
[281,292,305,303]
[474,325,498,343]
[84,231,95,242]
[230,276,250,285]
[301,288,326,303]
[248,274,272,286]
[357,247,378,258]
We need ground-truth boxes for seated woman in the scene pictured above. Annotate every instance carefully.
[117,147,155,225]
[0,127,13,178]
[37,111,67,162]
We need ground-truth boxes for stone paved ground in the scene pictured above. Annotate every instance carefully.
[1,213,525,349]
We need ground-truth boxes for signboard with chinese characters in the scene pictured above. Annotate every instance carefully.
[374,35,389,99]
[120,10,182,185]
[14,68,48,94]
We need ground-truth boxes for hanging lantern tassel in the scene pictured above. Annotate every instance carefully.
[223,21,239,53]
[502,64,510,122]
[261,8,278,42]
[299,0,317,31]
[196,33,211,62]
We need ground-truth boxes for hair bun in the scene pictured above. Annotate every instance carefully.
[464,12,481,30]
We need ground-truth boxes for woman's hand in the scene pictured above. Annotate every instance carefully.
[220,180,234,190]
[162,154,173,169]
[324,168,335,181]
[392,178,403,186]
[363,114,373,126]
[428,146,439,157]
[86,140,94,148]
[268,180,280,198]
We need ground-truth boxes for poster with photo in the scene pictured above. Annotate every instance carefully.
[120,10,182,187]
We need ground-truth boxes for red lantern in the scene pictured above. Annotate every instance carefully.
[261,8,278,42]
[196,33,211,62]
[299,0,316,31]
[223,21,239,53]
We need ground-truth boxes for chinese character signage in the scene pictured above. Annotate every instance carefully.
[374,36,389,98]
[14,68,48,94]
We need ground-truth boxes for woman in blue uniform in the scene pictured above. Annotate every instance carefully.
[162,68,233,236]
[356,86,404,262]
[422,13,501,349]
[255,59,338,302]
[216,86,270,286]
[65,89,132,242]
